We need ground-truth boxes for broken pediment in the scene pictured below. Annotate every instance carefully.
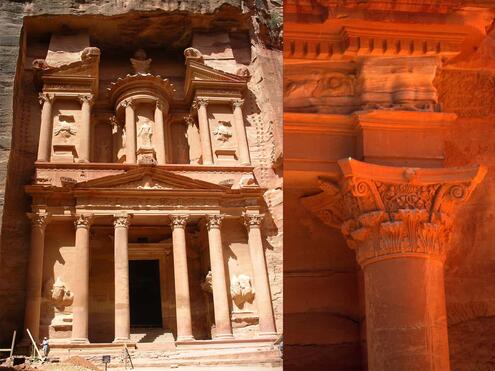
[75,168,230,191]
[184,59,248,101]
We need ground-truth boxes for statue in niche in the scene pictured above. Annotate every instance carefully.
[138,120,153,148]
[230,274,255,309]
[213,121,233,145]
[53,115,77,142]
[50,277,74,308]
[201,271,213,293]
[130,48,152,74]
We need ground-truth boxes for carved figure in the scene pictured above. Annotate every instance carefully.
[201,271,213,293]
[50,277,74,309]
[138,120,153,148]
[213,121,233,144]
[231,274,255,309]
[54,116,77,141]
[130,48,152,74]
[184,47,203,62]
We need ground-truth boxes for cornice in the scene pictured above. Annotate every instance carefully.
[284,112,358,135]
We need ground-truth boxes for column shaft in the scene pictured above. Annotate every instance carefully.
[23,214,48,342]
[154,101,167,165]
[245,215,276,335]
[364,257,450,371]
[114,214,131,342]
[171,216,194,341]
[37,94,53,162]
[232,100,250,165]
[124,100,137,164]
[206,215,233,338]
[195,99,213,165]
[78,95,93,162]
[71,214,92,343]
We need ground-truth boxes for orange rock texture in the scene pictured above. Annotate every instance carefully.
[284,1,495,370]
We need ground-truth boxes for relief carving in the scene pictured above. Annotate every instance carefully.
[53,115,77,142]
[45,277,74,332]
[130,48,152,74]
[137,120,153,148]
[212,121,233,144]
[231,274,255,309]
[201,271,213,293]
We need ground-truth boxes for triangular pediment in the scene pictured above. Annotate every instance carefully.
[184,60,247,100]
[76,167,229,191]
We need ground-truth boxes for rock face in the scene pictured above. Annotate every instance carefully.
[0,0,282,352]
[285,1,495,370]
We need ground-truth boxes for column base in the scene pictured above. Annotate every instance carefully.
[213,333,234,340]
[70,338,89,344]
[177,335,195,342]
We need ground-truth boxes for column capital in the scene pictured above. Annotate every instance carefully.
[38,92,54,105]
[206,214,225,230]
[302,158,487,266]
[114,213,131,229]
[192,98,209,110]
[74,213,93,229]
[243,213,264,229]
[120,98,135,109]
[29,212,50,229]
[78,94,94,105]
[232,99,244,109]
[170,214,189,229]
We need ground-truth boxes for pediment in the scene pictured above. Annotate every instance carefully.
[184,60,247,100]
[75,168,229,191]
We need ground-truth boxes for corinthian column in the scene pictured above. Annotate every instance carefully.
[23,212,49,343]
[78,95,94,163]
[243,213,277,336]
[303,158,486,371]
[170,215,194,341]
[206,214,233,338]
[71,214,93,343]
[154,100,168,165]
[193,98,213,165]
[113,213,131,342]
[37,93,54,162]
[232,99,251,165]
[122,99,136,164]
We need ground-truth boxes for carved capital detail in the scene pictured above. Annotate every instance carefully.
[243,213,264,229]
[38,93,54,105]
[192,98,208,110]
[78,94,94,105]
[30,212,50,229]
[121,99,135,109]
[74,214,93,229]
[114,213,131,229]
[184,115,195,126]
[232,99,244,109]
[206,214,225,230]
[170,215,189,229]
[302,159,487,267]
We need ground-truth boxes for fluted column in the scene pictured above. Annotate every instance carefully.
[171,215,194,341]
[232,99,251,165]
[71,214,93,343]
[78,95,94,163]
[243,213,277,336]
[154,100,167,165]
[302,158,487,371]
[193,98,213,165]
[37,93,54,162]
[113,213,131,342]
[122,99,136,164]
[23,212,49,343]
[206,214,233,338]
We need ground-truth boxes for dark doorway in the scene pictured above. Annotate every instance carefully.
[129,260,163,327]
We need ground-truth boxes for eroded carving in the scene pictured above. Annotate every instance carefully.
[231,274,255,309]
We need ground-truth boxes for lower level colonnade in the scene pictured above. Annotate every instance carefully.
[22,211,276,344]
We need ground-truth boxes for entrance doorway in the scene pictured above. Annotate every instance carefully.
[129,260,163,327]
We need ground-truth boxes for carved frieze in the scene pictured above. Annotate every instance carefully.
[302,159,486,266]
